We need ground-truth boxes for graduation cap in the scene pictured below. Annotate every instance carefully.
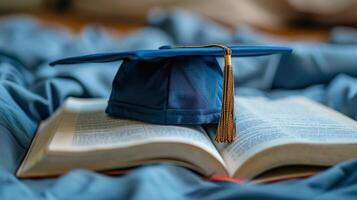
[50,44,292,143]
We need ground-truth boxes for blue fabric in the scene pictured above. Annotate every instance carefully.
[107,56,223,124]
[52,46,291,125]
[0,10,357,199]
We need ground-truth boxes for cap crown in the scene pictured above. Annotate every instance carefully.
[107,55,223,124]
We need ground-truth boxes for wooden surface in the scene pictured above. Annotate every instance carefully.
[19,9,142,34]
[2,9,328,41]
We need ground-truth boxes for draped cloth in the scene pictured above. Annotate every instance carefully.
[0,11,357,199]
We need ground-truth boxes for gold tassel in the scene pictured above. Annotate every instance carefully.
[175,44,236,143]
[215,47,236,143]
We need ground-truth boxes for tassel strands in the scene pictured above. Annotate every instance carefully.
[215,47,236,143]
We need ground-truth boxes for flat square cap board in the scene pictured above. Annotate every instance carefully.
[51,44,292,143]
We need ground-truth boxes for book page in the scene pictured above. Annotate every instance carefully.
[48,98,223,164]
[71,112,214,148]
[209,96,357,175]
[18,98,230,177]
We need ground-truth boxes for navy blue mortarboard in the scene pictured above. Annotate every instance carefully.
[50,44,292,143]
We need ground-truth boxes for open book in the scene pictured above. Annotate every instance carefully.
[17,96,357,181]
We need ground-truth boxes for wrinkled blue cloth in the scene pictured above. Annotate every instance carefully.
[0,9,357,200]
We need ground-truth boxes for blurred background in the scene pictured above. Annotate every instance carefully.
[2,0,357,41]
